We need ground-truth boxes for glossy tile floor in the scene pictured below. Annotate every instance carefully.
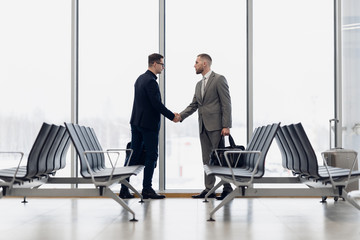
[1,196,360,240]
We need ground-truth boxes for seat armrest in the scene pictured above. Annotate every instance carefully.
[106,148,133,166]
[0,151,25,187]
[321,150,358,188]
[83,149,131,187]
[224,150,261,186]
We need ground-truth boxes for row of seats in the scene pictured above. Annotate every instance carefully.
[1,121,359,221]
[0,123,70,183]
[204,122,360,220]
[204,122,280,182]
[64,122,145,221]
[276,123,360,210]
[0,122,144,221]
[203,122,280,221]
[64,122,144,186]
[276,123,360,184]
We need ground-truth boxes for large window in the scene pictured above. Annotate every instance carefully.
[0,1,71,172]
[79,0,158,189]
[1,1,342,191]
[165,0,247,189]
[253,0,334,176]
[342,0,360,188]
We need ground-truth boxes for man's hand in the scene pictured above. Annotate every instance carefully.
[173,113,182,123]
[221,127,230,136]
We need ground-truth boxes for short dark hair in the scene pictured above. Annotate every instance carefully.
[148,53,164,67]
[197,53,212,65]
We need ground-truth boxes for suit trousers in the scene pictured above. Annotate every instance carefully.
[124,125,159,190]
[199,126,232,192]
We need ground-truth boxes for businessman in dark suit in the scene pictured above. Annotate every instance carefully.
[179,53,233,200]
[120,53,180,199]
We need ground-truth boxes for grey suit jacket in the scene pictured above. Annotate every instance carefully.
[180,71,232,133]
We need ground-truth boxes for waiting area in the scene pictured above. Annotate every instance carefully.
[1,122,360,222]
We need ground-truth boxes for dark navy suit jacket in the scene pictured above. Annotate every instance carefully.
[130,70,174,131]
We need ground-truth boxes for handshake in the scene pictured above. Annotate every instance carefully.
[173,113,182,123]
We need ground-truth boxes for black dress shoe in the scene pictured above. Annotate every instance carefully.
[216,190,231,200]
[142,188,166,199]
[119,188,134,199]
[192,190,216,199]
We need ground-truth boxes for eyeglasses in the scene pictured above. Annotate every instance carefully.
[156,62,165,67]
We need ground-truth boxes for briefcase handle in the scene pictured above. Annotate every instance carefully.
[219,134,237,148]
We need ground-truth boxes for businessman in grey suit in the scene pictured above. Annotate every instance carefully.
[178,53,233,200]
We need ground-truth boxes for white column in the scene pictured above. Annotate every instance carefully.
[71,0,79,183]
[159,0,166,191]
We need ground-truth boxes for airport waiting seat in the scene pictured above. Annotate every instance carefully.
[277,123,360,210]
[64,122,145,221]
[203,122,280,221]
[0,123,70,195]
